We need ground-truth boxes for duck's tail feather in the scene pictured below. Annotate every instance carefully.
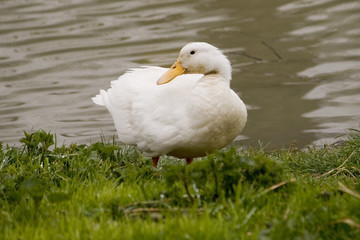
[91,90,107,106]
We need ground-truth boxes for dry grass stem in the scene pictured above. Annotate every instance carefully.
[283,207,290,221]
[259,178,296,196]
[317,150,355,178]
[338,182,360,199]
[331,218,360,230]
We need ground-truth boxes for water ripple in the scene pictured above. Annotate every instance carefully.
[1,0,360,147]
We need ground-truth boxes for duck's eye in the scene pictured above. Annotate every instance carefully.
[190,50,195,55]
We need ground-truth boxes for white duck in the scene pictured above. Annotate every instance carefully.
[92,42,247,167]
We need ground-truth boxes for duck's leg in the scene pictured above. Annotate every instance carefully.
[186,158,193,164]
[152,157,160,167]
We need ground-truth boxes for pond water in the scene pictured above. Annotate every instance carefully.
[1,0,360,148]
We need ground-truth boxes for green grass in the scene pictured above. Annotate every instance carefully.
[1,130,360,239]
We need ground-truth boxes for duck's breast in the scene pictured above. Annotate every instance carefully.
[179,79,247,153]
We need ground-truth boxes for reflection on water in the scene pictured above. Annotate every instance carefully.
[298,62,360,78]
[281,0,360,144]
[0,0,359,148]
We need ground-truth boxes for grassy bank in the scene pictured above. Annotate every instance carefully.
[1,130,360,239]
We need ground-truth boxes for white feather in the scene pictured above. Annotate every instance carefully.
[92,42,247,158]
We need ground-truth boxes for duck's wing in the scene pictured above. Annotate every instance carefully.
[92,66,166,107]
[92,66,203,156]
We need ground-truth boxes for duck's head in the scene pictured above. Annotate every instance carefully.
[157,42,232,85]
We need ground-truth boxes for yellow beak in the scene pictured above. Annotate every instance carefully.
[157,60,186,85]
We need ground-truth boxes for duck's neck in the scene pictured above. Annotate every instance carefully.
[203,61,232,85]
[195,74,229,90]
[201,71,231,86]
